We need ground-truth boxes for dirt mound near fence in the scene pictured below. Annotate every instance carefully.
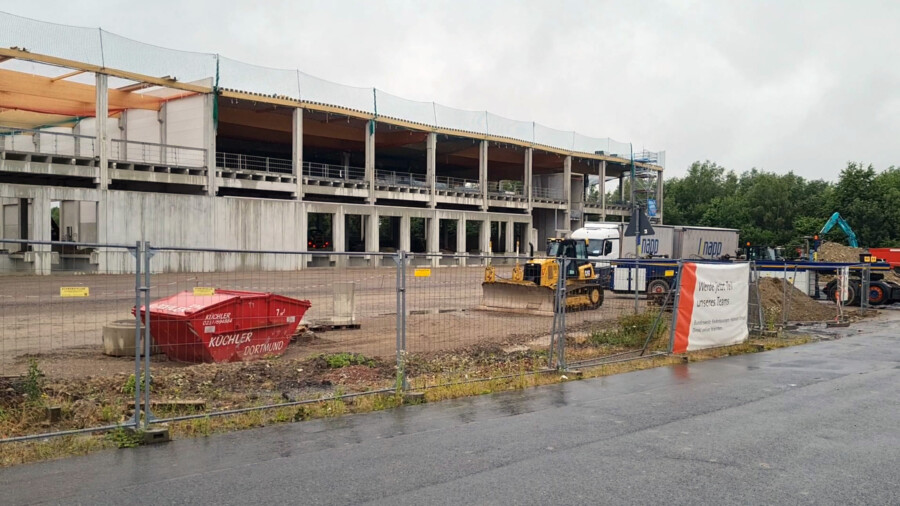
[758,277,838,323]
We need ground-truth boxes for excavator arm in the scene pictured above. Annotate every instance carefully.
[820,212,859,248]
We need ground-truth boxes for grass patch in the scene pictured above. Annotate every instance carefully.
[588,312,668,349]
[319,353,376,369]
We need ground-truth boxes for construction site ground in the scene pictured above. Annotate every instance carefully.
[0,265,651,378]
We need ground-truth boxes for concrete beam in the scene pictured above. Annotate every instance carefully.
[95,73,109,190]
[293,108,304,199]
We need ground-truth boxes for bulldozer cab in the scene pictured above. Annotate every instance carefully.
[546,238,589,278]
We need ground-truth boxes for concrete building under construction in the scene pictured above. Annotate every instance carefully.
[0,12,664,273]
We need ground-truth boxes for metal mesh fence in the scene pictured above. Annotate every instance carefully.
[2,247,791,442]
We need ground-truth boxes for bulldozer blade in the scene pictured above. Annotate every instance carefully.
[479,281,556,316]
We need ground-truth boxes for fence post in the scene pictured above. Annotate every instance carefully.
[861,264,870,312]
[549,256,567,370]
[129,241,142,428]
[142,241,156,428]
[394,250,408,391]
[667,259,684,354]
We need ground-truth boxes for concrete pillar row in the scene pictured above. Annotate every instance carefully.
[426,133,437,209]
[292,108,304,200]
[95,73,109,190]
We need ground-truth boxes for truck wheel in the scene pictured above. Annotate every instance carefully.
[868,282,888,306]
[849,280,862,306]
[825,279,857,306]
[646,279,670,298]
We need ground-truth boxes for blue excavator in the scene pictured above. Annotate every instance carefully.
[819,212,859,248]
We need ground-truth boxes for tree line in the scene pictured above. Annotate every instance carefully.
[661,161,900,249]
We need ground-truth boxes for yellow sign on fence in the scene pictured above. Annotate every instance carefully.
[193,287,216,296]
[414,268,432,278]
[60,287,89,298]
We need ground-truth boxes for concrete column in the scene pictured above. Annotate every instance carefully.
[203,93,216,196]
[563,155,572,229]
[292,108,304,200]
[456,216,467,266]
[365,120,376,204]
[479,140,488,211]
[656,169,664,224]
[31,192,52,275]
[618,174,625,202]
[333,208,346,267]
[298,204,308,269]
[426,133,437,209]
[365,212,380,266]
[427,212,439,266]
[479,219,490,259]
[524,148,533,212]
[600,160,607,222]
[505,220,514,255]
[95,73,109,190]
[399,214,411,252]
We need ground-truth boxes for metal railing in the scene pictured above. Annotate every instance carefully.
[434,175,480,193]
[532,186,564,200]
[112,139,207,168]
[375,169,428,188]
[216,152,292,174]
[0,126,97,159]
[487,181,525,198]
[303,161,366,181]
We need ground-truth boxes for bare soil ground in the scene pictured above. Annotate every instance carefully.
[0,265,647,377]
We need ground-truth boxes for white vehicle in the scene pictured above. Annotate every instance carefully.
[570,223,619,266]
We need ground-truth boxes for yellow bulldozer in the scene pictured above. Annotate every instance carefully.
[481,238,604,315]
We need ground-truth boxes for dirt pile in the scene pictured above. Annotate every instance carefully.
[757,277,838,322]
[817,241,864,262]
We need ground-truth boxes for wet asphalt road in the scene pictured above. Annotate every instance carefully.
[3,315,899,505]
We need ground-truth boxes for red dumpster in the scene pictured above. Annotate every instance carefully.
[137,289,311,363]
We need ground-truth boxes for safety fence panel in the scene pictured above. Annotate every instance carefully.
[375,90,436,126]
[142,249,399,428]
[761,263,868,326]
[298,72,375,114]
[433,104,487,135]
[0,12,104,67]
[534,124,574,151]
[101,30,218,85]
[486,112,534,143]
[402,253,555,389]
[218,57,301,100]
[566,258,675,368]
[0,240,142,442]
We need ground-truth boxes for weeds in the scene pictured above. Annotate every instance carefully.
[121,373,151,397]
[321,352,376,369]
[106,426,143,448]
[24,359,44,405]
[589,312,667,348]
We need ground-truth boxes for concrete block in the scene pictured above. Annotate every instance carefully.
[332,282,356,326]
[141,427,170,445]
[402,392,426,404]
[102,319,160,357]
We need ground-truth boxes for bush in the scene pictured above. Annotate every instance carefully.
[321,353,376,369]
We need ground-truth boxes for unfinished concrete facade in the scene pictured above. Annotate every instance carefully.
[0,14,664,273]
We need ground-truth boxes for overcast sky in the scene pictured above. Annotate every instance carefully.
[2,0,898,179]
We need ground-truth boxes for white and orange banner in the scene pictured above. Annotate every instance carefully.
[672,263,749,354]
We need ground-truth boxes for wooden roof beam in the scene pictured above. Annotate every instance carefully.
[50,69,86,82]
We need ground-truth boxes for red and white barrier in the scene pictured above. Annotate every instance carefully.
[672,263,750,354]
